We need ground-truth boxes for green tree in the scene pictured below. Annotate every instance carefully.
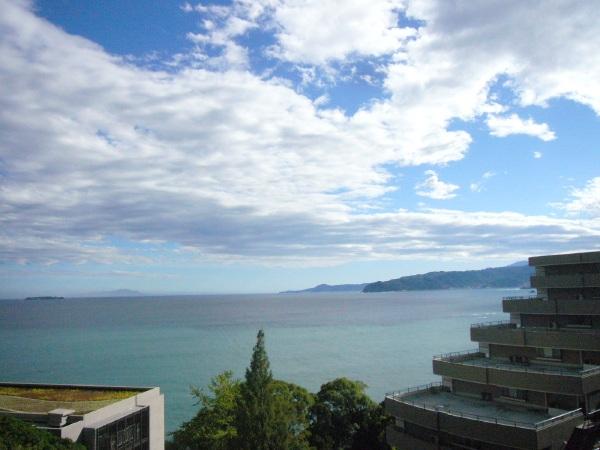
[0,415,85,450]
[170,371,241,450]
[269,380,314,450]
[236,329,275,450]
[309,378,391,450]
[235,329,313,450]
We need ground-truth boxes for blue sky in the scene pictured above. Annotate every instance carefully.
[1,0,599,297]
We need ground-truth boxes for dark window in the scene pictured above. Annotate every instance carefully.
[95,407,149,450]
[501,387,528,401]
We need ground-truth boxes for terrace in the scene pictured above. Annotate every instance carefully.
[434,350,600,376]
[433,350,600,395]
[385,383,584,449]
[386,383,578,429]
[471,320,600,351]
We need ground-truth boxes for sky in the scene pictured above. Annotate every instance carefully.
[1,0,599,297]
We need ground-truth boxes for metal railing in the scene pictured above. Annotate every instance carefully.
[432,349,482,360]
[434,352,600,376]
[385,383,582,429]
[502,295,543,301]
[471,320,515,329]
[471,320,600,335]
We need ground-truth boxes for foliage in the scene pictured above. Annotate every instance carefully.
[172,330,391,450]
[235,329,274,450]
[0,386,136,402]
[236,329,313,450]
[268,380,314,450]
[309,378,391,450]
[170,371,241,450]
[0,415,85,450]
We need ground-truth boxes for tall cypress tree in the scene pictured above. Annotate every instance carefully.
[236,329,274,450]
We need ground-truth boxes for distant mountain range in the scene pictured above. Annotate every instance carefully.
[281,283,367,294]
[281,262,533,294]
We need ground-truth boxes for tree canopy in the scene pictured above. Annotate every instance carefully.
[169,330,391,450]
[170,371,240,450]
[0,415,85,450]
[309,378,390,450]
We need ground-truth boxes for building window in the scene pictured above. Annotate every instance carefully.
[501,388,527,401]
[95,407,149,450]
[539,347,561,359]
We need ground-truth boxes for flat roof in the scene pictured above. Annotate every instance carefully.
[395,389,571,428]
[0,383,148,414]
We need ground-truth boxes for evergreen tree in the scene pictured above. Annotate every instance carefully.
[236,329,275,450]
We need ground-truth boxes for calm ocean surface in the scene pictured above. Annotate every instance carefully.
[0,289,518,433]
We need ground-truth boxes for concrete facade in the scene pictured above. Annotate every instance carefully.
[385,250,600,449]
[0,382,164,450]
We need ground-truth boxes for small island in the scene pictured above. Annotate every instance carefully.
[24,296,64,301]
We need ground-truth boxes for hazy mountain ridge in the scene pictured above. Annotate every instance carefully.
[363,264,533,293]
[282,262,532,293]
[280,283,367,294]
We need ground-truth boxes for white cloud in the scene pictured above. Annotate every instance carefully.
[555,177,600,218]
[470,171,495,193]
[486,114,556,141]
[416,170,459,200]
[2,0,600,268]
[268,0,416,64]
[533,151,543,159]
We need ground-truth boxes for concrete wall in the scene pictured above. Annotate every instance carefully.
[505,298,600,315]
[80,387,164,450]
[532,274,600,289]
[386,424,438,449]
[530,251,600,266]
[137,388,165,450]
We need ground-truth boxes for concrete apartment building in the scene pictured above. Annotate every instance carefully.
[385,250,600,450]
[0,382,164,450]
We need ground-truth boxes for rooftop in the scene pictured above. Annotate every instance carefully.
[388,384,581,429]
[0,383,145,414]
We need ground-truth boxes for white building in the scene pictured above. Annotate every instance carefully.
[0,382,164,450]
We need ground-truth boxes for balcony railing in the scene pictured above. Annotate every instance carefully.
[471,320,515,329]
[471,320,600,335]
[432,349,484,361]
[434,351,600,377]
[502,295,542,301]
[386,383,582,430]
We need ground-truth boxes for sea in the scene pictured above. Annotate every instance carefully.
[0,289,519,433]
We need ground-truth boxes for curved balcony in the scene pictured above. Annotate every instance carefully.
[472,321,600,351]
[503,297,600,315]
[531,274,600,289]
[385,383,583,450]
[432,351,600,395]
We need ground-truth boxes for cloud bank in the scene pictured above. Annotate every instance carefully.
[1,0,600,268]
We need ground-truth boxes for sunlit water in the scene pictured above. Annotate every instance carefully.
[0,289,517,433]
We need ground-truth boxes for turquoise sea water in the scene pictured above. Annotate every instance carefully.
[0,289,515,433]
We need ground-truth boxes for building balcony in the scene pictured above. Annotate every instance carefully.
[385,383,583,450]
[531,273,600,289]
[472,321,600,351]
[530,251,600,267]
[503,297,600,315]
[432,351,600,395]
